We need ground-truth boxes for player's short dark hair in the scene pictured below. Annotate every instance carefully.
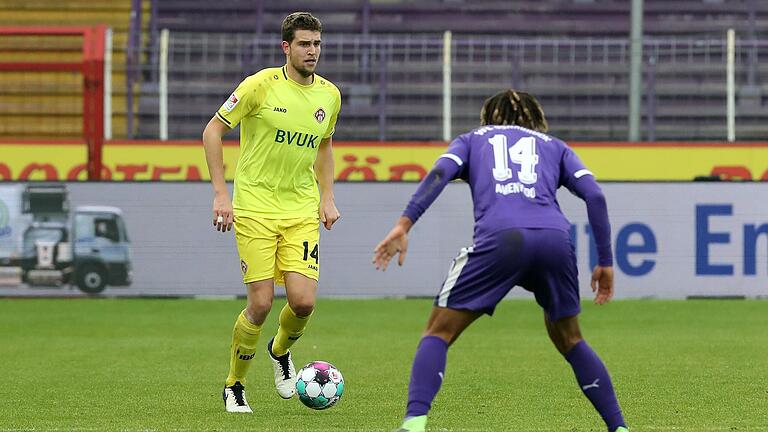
[480,90,548,132]
[282,12,322,43]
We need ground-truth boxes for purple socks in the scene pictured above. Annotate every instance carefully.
[405,335,448,418]
[565,340,626,431]
[404,336,626,431]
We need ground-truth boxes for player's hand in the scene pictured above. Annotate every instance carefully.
[213,192,234,232]
[590,265,614,305]
[373,224,409,271]
[319,197,340,230]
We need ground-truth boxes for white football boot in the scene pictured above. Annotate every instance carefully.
[222,381,253,413]
[267,338,297,399]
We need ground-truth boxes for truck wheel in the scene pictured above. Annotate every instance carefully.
[76,265,107,294]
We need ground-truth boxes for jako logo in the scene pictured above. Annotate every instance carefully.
[273,107,287,113]
[274,129,319,148]
[238,353,255,360]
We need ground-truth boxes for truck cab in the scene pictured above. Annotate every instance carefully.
[72,206,132,293]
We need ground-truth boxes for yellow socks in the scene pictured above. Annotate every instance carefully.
[225,305,311,385]
[271,304,312,357]
[225,310,262,387]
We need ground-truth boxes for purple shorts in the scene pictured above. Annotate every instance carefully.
[434,228,580,321]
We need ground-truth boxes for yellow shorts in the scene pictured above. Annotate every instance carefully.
[234,216,320,285]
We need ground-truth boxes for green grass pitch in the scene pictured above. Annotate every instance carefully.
[1,298,766,431]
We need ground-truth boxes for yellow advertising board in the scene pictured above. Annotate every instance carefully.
[0,141,87,180]
[332,142,768,181]
[570,142,768,181]
[1,140,767,181]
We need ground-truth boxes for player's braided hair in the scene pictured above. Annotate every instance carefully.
[282,12,322,43]
[480,90,548,132]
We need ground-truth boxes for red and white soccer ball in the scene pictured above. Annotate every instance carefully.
[295,361,345,410]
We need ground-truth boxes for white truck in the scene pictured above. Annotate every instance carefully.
[0,184,132,294]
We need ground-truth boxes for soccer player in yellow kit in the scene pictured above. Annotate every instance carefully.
[202,12,341,413]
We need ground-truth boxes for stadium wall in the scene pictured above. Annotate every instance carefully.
[0,182,766,299]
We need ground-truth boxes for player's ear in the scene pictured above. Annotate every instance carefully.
[281,41,290,55]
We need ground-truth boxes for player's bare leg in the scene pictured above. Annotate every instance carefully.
[398,307,482,432]
[546,313,628,432]
[267,272,317,399]
[422,306,482,345]
[544,312,583,355]
[223,278,274,413]
[245,279,276,324]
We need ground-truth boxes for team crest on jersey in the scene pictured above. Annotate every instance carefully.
[314,107,326,123]
[240,259,248,274]
[222,93,239,112]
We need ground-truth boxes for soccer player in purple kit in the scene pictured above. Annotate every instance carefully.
[373,90,629,432]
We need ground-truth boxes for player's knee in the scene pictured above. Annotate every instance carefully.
[563,325,583,347]
[422,329,453,345]
[289,302,315,318]
[555,336,583,355]
[567,336,583,351]
[247,296,273,315]
[423,323,459,345]
[551,330,583,354]
[548,323,583,355]
[243,307,269,326]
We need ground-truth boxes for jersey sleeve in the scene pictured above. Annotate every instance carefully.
[438,133,471,179]
[559,143,592,192]
[216,75,262,129]
[323,88,342,139]
[402,157,462,224]
[401,136,470,223]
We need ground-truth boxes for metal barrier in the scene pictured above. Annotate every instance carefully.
[131,33,768,141]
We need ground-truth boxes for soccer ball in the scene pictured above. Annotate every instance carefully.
[295,361,344,410]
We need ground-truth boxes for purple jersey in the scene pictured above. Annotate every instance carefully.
[444,125,589,243]
[403,125,612,266]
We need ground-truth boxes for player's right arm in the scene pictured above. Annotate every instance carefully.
[203,116,233,232]
[373,136,469,271]
[373,160,456,270]
[202,74,262,232]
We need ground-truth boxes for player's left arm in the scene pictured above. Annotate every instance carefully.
[315,136,340,230]
[570,172,614,305]
[561,145,614,304]
[575,176,614,304]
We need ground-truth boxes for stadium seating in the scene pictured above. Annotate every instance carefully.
[140,0,767,141]
[155,0,768,37]
[0,0,150,139]
[1,1,766,141]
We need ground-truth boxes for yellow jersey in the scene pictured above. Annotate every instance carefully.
[216,66,341,218]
